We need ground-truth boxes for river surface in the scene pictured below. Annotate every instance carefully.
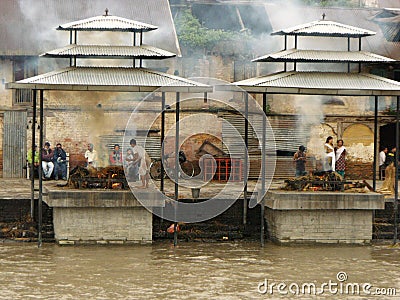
[0,241,399,299]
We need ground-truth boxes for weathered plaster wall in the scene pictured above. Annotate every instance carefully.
[0,59,14,108]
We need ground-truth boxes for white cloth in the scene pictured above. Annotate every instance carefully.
[132,145,148,176]
[42,161,54,178]
[85,149,98,167]
[379,151,386,166]
[335,146,346,161]
[324,143,336,172]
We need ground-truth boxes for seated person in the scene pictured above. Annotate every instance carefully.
[109,144,123,166]
[27,145,40,178]
[41,141,54,179]
[85,143,98,168]
[53,143,67,180]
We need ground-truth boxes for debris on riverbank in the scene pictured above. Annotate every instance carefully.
[0,215,37,241]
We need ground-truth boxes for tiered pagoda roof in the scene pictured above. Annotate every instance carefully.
[7,10,211,93]
[234,17,400,96]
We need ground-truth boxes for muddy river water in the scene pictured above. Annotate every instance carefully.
[1,241,399,299]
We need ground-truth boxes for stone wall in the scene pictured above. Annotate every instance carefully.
[53,207,152,244]
[265,209,372,244]
[264,190,384,244]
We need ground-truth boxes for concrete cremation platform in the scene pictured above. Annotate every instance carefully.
[264,190,385,244]
[43,187,164,245]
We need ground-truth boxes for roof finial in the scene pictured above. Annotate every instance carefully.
[322,13,326,20]
[104,8,109,16]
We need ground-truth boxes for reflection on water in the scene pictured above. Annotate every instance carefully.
[0,241,399,299]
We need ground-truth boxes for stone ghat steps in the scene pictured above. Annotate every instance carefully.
[152,200,263,241]
[373,219,400,240]
[153,221,261,241]
[374,202,400,239]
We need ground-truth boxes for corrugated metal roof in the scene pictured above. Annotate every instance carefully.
[6,67,212,92]
[252,49,395,63]
[271,20,376,37]
[264,6,399,60]
[41,44,176,59]
[233,71,400,96]
[57,14,157,32]
[0,0,180,56]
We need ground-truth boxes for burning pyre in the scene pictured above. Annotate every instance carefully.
[67,166,128,189]
[283,171,368,192]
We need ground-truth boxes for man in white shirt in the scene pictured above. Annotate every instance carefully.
[85,143,98,168]
[379,146,388,180]
[130,138,150,188]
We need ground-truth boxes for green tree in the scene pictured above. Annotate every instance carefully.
[175,9,250,55]
[300,0,358,7]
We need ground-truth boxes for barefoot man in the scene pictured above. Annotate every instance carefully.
[130,138,150,188]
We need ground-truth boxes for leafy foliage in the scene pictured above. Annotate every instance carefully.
[300,0,357,7]
[175,9,250,52]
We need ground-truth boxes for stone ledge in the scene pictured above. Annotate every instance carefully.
[57,239,152,245]
[43,187,164,208]
[265,190,384,210]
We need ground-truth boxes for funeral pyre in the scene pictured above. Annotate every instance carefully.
[67,166,129,189]
[282,171,369,192]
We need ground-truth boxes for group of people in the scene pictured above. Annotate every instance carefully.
[27,139,150,187]
[27,142,68,180]
[379,146,397,180]
[293,136,347,178]
[105,139,150,189]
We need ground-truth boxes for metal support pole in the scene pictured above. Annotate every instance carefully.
[373,96,378,191]
[69,31,73,66]
[348,37,351,73]
[30,90,37,220]
[261,93,267,247]
[394,96,399,245]
[161,92,165,193]
[243,93,248,225]
[174,92,180,246]
[358,36,362,72]
[133,33,136,66]
[38,90,44,248]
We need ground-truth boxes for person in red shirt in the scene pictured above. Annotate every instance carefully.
[109,144,123,166]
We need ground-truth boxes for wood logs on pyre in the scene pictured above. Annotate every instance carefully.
[67,166,128,189]
[283,171,367,192]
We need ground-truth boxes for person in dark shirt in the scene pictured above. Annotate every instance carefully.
[293,145,307,177]
[53,143,67,180]
[41,141,54,179]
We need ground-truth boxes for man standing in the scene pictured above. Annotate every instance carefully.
[335,139,346,178]
[379,147,388,180]
[41,141,54,180]
[85,143,98,168]
[53,143,67,180]
[293,145,307,177]
[130,138,150,188]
